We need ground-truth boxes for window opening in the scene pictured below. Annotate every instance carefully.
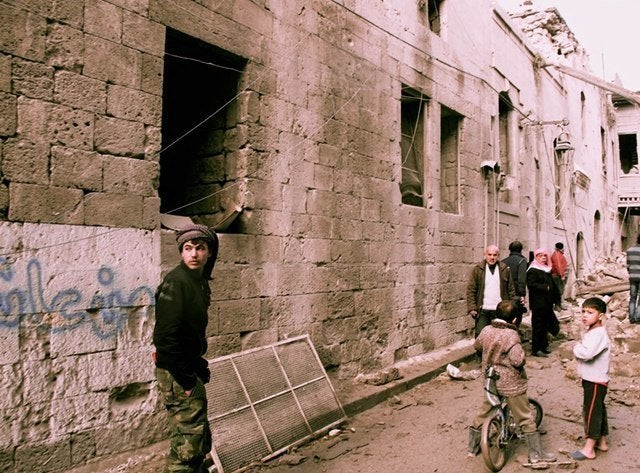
[594,210,602,254]
[440,106,462,213]
[553,135,564,218]
[160,28,247,233]
[498,92,513,204]
[600,127,607,175]
[400,86,428,207]
[428,0,444,35]
[576,232,585,279]
[619,133,638,174]
[580,91,586,139]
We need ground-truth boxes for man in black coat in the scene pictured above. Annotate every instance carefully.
[502,240,528,326]
[153,224,219,473]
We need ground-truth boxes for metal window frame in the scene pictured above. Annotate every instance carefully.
[206,334,347,473]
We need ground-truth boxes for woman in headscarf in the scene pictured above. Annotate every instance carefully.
[526,248,561,357]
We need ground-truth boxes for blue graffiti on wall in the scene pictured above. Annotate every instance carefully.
[0,257,155,339]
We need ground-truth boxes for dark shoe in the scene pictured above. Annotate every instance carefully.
[532,351,548,358]
[542,348,552,354]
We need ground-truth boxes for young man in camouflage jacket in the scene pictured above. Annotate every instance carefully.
[153,224,219,472]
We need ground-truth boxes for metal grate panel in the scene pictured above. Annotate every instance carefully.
[205,335,346,473]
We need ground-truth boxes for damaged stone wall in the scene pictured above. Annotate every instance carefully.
[1,1,164,470]
[0,225,161,472]
[0,0,624,470]
[507,6,588,67]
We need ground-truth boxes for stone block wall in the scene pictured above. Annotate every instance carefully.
[0,0,623,470]
[0,223,160,472]
[1,1,165,470]
[0,0,161,229]
[176,0,493,377]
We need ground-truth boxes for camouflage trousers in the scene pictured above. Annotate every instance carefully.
[156,368,212,473]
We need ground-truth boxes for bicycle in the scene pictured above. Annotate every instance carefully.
[480,366,543,472]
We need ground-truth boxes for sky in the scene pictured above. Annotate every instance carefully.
[497,0,640,91]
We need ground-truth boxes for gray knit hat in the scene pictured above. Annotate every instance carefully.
[176,224,219,278]
[176,224,217,248]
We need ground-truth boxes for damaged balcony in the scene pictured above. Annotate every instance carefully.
[618,174,640,214]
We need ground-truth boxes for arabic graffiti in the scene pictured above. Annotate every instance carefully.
[0,257,155,339]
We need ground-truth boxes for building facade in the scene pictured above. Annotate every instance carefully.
[0,0,625,470]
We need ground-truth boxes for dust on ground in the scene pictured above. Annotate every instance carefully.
[90,324,640,473]
[245,345,640,473]
[77,253,640,473]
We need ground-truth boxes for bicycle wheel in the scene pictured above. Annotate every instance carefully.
[528,398,543,427]
[481,413,508,472]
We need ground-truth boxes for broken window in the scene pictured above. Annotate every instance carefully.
[440,106,462,214]
[498,92,513,203]
[160,28,247,232]
[600,127,607,175]
[619,133,638,174]
[400,86,428,207]
[428,0,445,35]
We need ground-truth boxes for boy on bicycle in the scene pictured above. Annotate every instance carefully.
[467,300,556,463]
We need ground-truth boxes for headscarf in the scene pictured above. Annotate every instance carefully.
[528,248,551,273]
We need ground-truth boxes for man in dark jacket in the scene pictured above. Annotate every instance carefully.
[466,244,516,337]
[153,223,219,473]
[502,240,528,326]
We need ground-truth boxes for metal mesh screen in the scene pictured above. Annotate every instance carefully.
[205,335,346,473]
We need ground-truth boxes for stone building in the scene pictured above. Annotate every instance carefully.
[612,92,640,248]
[0,0,628,470]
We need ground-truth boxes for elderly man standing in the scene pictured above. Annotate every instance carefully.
[466,244,516,337]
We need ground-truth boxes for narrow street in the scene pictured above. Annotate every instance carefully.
[84,324,640,473]
[245,344,640,473]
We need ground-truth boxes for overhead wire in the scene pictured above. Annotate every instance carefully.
[397,90,426,186]
[0,0,376,256]
[0,0,601,259]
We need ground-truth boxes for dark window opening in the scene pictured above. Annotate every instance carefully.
[553,135,563,218]
[428,0,444,35]
[619,133,638,174]
[440,106,462,214]
[600,127,607,175]
[400,86,428,206]
[160,28,247,232]
[580,91,586,138]
[498,92,513,203]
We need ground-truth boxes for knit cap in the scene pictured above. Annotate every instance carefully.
[176,224,217,248]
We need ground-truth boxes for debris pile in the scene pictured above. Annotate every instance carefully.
[560,253,640,380]
[354,367,402,386]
